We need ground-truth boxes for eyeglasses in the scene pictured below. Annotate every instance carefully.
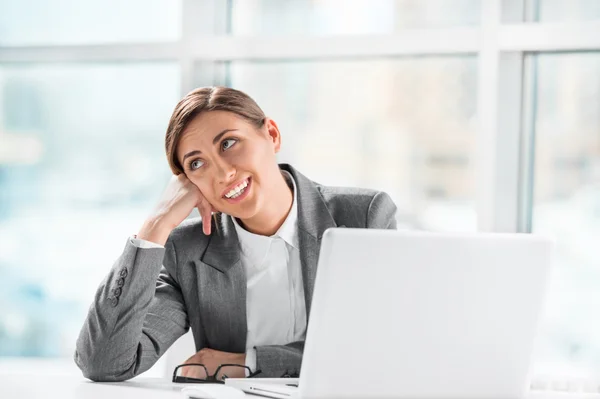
[172,363,262,383]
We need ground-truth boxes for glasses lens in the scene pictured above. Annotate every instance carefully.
[175,365,208,380]
[215,365,247,380]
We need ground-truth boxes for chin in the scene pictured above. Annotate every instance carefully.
[226,207,257,221]
[223,198,261,220]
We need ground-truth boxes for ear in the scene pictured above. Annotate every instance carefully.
[264,117,282,153]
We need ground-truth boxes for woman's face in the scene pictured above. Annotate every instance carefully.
[176,110,282,219]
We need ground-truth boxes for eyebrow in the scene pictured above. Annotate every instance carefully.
[181,128,239,163]
[213,128,238,145]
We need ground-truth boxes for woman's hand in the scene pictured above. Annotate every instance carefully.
[138,174,215,245]
[181,348,247,379]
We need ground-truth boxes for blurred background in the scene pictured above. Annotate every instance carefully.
[0,0,598,381]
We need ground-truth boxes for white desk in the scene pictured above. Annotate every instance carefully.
[2,375,184,399]
[2,374,600,399]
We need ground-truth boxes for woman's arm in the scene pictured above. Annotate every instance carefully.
[74,237,188,382]
[366,191,398,230]
[75,173,215,381]
[254,341,305,377]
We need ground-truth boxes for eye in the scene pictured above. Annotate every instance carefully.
[189,159,204,171]
[221,139,237,151]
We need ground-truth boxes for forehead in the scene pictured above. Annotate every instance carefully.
[177,111,247,153]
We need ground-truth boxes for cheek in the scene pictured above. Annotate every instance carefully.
[225,147,259,171]
[188,177,216,198]
[244,143,275,166]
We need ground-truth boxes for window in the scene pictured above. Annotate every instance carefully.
[230,0,481,36]
[527,52,600,375]
[227,57,478,231]
[534,0,600,22]
[0,63,180,356]
[0,0,181,45]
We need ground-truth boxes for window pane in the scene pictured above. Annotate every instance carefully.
[529,53,600,375]
[535,0,600,22]
[229,0,481,36]
[0,0,181,45]
[226,58,478,231]
[0,63,180,356]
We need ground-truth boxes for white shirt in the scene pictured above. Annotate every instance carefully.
[232,171,306,373]
[131,171,306,375]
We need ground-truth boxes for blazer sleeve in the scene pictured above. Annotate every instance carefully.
[74,237,189,382]
[254,341,305,378]
[366,191,398,230]
[254,191,398,377]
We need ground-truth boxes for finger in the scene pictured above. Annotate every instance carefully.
[203,213,212,236]
[191,367,204,379]
[198,206,209,235]
[199,204,212,235]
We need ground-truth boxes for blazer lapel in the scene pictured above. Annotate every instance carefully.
[281,164,337,318]
[201,214,240,273]
[195,214,247,353]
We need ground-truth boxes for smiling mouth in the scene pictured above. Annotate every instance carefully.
[223,178,250,199]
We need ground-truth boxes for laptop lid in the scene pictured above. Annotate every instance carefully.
[298,229,553,399]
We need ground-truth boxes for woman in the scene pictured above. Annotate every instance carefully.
[75,87,397,382]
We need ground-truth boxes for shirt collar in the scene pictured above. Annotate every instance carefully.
[276,170,299,249]
[232,170,299,260]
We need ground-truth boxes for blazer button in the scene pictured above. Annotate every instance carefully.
[110,297,119,307]
[117,278,125,287]
[120,268,128,278]
[113,287,122,297]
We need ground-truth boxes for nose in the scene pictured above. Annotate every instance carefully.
[214,156,236,184]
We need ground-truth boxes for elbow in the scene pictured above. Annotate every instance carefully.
[81,368,132,383]
[74,350,134,382]
[83,372,131,383]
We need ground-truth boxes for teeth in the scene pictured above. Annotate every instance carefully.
[230,187,244,199]
[225,179,249,199]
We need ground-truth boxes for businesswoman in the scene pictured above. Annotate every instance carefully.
[74,87,398,382]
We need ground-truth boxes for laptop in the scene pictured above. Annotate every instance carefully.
[226,229,554,399]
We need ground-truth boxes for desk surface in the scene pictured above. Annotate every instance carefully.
[3,375,183,399]
[2,374,600,399]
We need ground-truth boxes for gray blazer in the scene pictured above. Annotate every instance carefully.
[74,164,397,381]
